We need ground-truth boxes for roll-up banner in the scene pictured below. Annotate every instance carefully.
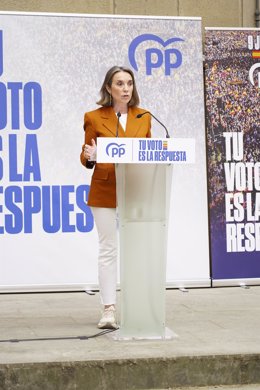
[205,28,260,286]
[0,12,209,292]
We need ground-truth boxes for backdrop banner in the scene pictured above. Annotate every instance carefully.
[205,28,260,284]
[0,12,209,291]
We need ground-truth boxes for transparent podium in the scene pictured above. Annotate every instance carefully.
[96,136,195,340]
[115,163,173,340]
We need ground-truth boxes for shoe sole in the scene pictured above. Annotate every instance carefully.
[97,322,118,330]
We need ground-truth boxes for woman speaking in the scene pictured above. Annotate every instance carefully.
[80,65,151,329]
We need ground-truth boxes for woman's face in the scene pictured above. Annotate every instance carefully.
[107,71,134,107]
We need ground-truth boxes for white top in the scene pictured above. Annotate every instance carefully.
[119,113,127,131]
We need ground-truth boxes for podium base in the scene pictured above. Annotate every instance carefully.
[107,327,178,341]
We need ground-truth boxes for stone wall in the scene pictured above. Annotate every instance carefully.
[0,0,257,29]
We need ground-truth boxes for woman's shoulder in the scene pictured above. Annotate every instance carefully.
[84,106,112,124]
[84,106,106,117]
[128,106,149,122]
[130,106,148,115]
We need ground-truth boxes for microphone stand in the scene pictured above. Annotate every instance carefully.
[136,111,170,138]
[116,112,121,137]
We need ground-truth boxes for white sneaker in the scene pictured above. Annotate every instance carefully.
[98,306,118,329]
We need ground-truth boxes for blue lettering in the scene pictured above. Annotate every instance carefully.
[0,82,42,131]
[9,134,41,181]
[165,48,182,75]
[5,186,23,234]
[42,186,61,233]
[0,82,7,130]
[9,135,22,181]
[76,185,93,232]
[0,185,95,234]
[62,186,75,232]
[110,146,126,158]
[24,186,41,233]
[128,34,184,75]
[24,134,41,181]
[138,151,145,161]
[146,48,163,75]
[7,82,23,130]
[147,140,162,150]
[139,140,146,150]
[24,82,42,130]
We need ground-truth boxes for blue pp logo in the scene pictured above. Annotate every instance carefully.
[106,143,126,158]
[128,34,184,76]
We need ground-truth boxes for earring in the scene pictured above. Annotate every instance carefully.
[109,94,112,106]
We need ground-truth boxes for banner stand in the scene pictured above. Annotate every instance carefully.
[205,28,260,283]
[1,12,209,293]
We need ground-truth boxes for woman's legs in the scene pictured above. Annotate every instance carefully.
[91,207,118,307]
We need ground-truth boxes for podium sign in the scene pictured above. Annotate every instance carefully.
[97,137,195,164]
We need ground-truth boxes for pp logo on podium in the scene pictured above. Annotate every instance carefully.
[106,142,126,158]
[128,33,184,76]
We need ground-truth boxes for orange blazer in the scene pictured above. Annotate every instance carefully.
[80,106,151,208]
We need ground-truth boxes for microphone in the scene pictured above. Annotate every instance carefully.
[116,112,121,137]
[136,111,170,138]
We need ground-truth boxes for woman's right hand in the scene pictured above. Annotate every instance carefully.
[84,139,97,161]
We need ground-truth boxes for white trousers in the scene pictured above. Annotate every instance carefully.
[91,207,118,306]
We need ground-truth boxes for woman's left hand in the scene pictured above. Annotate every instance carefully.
[84,139,97,161]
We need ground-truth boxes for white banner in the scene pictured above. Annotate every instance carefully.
[0,12,210,291]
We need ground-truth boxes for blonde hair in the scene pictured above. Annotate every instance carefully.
[97,65,140,107]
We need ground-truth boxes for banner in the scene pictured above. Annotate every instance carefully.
[0,12,209,291]
[205,28,260,284]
